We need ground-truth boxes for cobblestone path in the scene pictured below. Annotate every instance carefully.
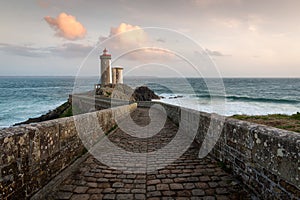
[45,108,252,200]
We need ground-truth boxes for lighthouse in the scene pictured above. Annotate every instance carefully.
[100,48,112,86]
[96,48,124,89]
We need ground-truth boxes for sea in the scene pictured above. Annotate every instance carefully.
[0,76,299,128]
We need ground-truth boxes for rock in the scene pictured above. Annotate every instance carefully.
[168,95,183,99]
[14,101,72,126]
[95,84,160,102]
[15,84,160,126]
[132,86,160,101]
[96,84,135,101]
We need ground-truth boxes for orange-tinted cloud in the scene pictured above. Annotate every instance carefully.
[99,23,174,62]
[110,23,141,35]
[44,13,87,40]
[109,23,147,46]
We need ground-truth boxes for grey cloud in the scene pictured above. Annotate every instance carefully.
[194,49,229,57]
[205,49,228,56]
[156,38,166,43]
[0,43,48,57]
[47,43,93,57]
[98,36,108,43]
[0,43,93,58]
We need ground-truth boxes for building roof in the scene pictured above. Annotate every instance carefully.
[102,48,111,56]
[113,67,124,70]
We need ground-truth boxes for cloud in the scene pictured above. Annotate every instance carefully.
[193,0,240,7]
[0,43,92,58]
[109,23,141,36]
[44,13,87,40]
[99,23,144,41]
[205,49,227,56]
[0,43,47,57]
[194,49,228,57]
[156,38,166,43]
[118,47,176,62]
[98,23,155,61]
[99,23,147,44]
[112,23,147,46]
[47,43,92,57]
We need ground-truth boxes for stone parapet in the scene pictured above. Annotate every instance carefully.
[0,103,137,199]
[137,101,300,199]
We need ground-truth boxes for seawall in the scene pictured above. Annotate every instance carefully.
[0,98,299,199]
[70,94,131,114]
[0,103,137,199]
[138,101,300,199]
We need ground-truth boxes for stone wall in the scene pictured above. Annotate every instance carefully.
[1,99,299,199]
[0,103,137,199]
[71,94,130,114]
[138,101,300,199]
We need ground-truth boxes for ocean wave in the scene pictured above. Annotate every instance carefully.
[0,86,71,90]
[160,93,300,104]
[195,94,300,104]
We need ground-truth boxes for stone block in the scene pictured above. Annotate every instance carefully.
[32,121,59,160]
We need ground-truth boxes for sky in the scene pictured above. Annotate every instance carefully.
[0,0,300,77]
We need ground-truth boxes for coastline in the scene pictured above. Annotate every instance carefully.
[1,77,299,128]
[14,100,72,126]
[13,84,160,126]
[13,97,300,134]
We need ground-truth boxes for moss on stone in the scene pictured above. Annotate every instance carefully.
[59,106,73,118]
[232,113,300,133]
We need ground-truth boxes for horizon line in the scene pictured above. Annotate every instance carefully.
[1,75,300,79]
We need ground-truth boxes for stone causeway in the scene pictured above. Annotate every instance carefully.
[42,108,253,200]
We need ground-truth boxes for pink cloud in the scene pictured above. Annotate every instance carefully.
[109,23,148,46]
[110,23,141,35]
[44,13,87,40]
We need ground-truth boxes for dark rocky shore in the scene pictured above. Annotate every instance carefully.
[14,84,160,126]
[14,101,72,126]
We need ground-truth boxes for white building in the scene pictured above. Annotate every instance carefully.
[100,48,112,86]
[112,67,124,84]
[99,48,124,86]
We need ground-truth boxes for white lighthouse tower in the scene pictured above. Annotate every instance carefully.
[100,48,112,86]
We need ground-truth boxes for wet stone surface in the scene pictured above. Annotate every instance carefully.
[46,108,252,199]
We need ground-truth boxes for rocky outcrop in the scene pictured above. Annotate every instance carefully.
[15,84,159,126]
[95,84,160,102]
[96,84,135,101]
[132,86,160,101]
[14,101,71,126]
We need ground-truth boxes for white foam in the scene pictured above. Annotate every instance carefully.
[159,97,299,116]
